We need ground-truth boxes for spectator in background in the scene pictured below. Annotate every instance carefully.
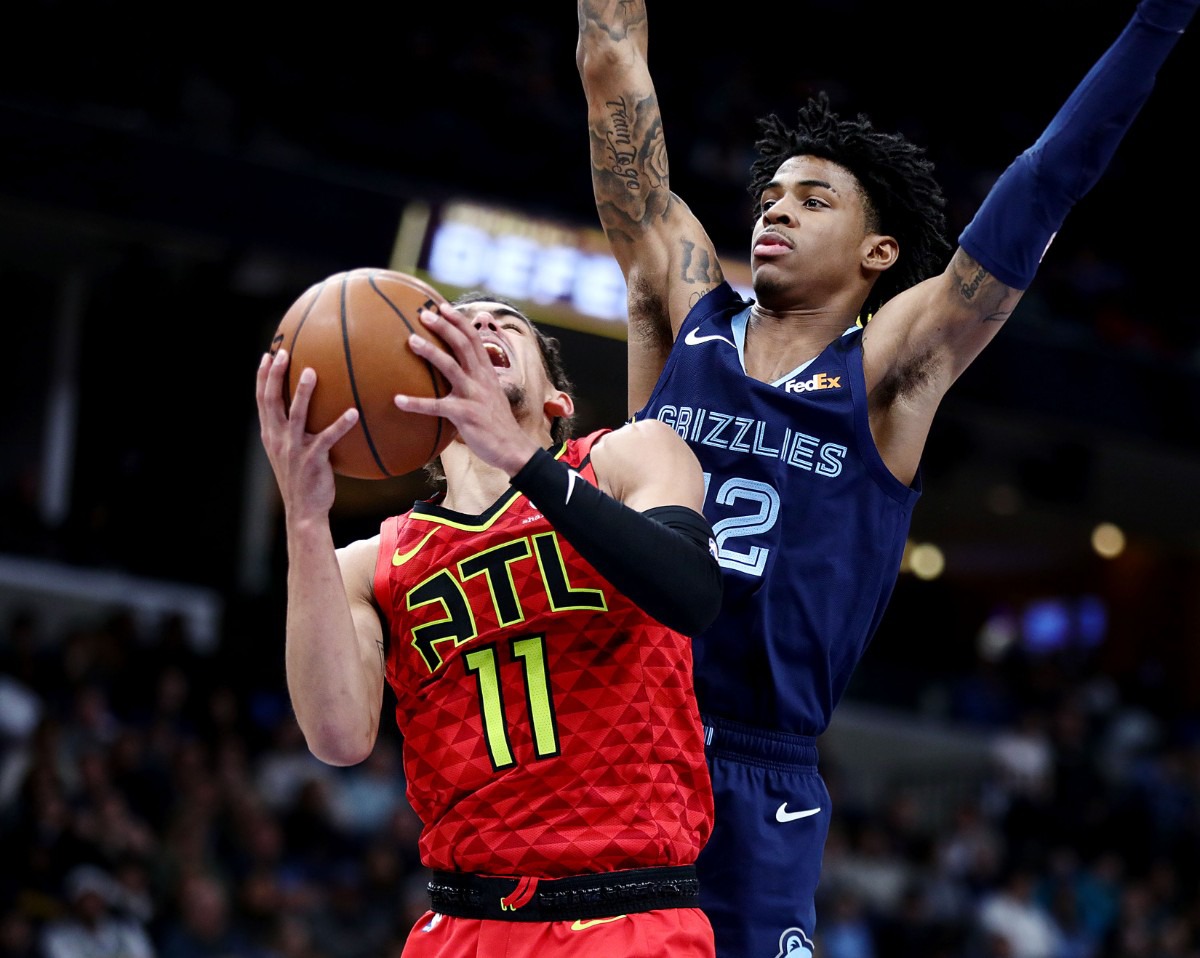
[326,734,406,839]
[157,871,262,958]
[975,862,1065,958]
[306,861,394,958]
[820,888,876,958]
[252,714,335,815]
[39,864,155,958]
[0,903,38,958]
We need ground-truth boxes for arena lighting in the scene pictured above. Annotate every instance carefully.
[391,199,753,338]
[1091,521,1126,559]
[1020,594,1107,653]
[906,541,945,580]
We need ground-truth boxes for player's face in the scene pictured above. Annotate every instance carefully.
[457,301,549,408]
[750,155,873,307]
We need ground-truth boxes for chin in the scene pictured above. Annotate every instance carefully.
[504,383,526,408]
[751,271,786,304]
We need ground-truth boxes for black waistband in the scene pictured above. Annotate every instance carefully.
[427,864,699,922]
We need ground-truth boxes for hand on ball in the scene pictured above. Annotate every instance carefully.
[397,302,540,477]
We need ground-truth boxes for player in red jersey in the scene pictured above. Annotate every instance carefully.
[255,290,724,958]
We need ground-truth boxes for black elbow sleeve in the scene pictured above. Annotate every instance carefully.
[511,450,723,636]
[641,505,724,636]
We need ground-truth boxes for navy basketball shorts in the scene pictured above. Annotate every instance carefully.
[697,716,831,958]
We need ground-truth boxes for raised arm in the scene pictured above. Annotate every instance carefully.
[864,0,1197,482]
[576,0,725,413]
[256,350,386,767]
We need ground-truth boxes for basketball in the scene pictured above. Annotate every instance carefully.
[270,268,457,479]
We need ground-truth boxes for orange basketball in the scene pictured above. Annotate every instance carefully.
[270,268,457,479]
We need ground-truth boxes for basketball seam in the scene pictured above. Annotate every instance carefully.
[342,273,390,478]
[369,273,449,468]
[285,281,325,406]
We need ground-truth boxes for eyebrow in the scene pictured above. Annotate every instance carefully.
[766,177,836,192]
[461,304,532,327]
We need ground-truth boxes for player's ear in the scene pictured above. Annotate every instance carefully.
[863,234,899,274]
[544,390,574,421]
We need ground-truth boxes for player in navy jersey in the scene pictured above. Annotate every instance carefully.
[255,291,724,957]
[576,0,1197,954]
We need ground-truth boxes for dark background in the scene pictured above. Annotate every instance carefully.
[3,0,1200,706]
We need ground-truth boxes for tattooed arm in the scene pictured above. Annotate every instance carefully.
[576,0,726,414]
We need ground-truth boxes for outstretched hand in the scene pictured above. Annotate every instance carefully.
[255,349,358,519]
[396,302,539,476]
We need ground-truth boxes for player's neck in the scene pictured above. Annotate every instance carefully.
[441,457,513,513]
[743,305,848,383]
[441,431,552,514]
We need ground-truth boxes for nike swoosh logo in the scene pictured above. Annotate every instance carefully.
[683,327,735,348]
[565,468,581,505]
[392,528,439,566]
[571,916,627,931]
[776,803,822,823]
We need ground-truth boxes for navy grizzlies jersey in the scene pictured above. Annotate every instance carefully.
[634,282,920,737]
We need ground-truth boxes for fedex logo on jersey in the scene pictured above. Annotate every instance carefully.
[784,371,841,394]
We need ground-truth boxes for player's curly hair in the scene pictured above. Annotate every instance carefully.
[422,291,577,487]
[748,92,952,319]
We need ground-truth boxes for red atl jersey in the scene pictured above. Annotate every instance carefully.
[372,430,713,878]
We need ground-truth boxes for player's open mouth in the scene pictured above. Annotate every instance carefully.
[483,341,510,368]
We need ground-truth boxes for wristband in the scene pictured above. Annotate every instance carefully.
[959,0,1192,289]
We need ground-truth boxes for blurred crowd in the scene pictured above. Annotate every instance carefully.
[4,596,1200,958]
[817,644,1200,958]
[0,605,428,958]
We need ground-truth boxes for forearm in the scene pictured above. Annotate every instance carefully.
[511,449,722,636]
[577,0,721,412]
[577,0,666,257]
[283,518,380,765]
[959,0,1197,290]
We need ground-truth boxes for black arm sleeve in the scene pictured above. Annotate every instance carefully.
[510,448,723,637]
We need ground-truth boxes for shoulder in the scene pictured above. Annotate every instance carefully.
[337,534,382,582]
[675,283,752,350]
[564,429,613,462]
[593,420,694,477]
[597,419,679,452]
[573,423,691,457]
[686,281,747,324]
[837,323,866,349]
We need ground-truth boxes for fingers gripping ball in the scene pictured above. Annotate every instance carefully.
[270,268,457,479]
